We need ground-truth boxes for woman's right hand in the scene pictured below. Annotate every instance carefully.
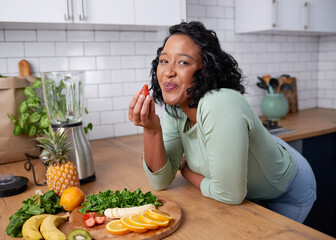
[128,91,161,133]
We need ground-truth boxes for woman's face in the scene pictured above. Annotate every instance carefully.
[157,34,203,108]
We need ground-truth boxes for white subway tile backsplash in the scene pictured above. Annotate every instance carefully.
[0,30,4,41]
[217,0,234,7]
[37,30,66,41]
[95,31,120,41]
[121,56,146,69]
[56,42,84,56]
[101,110,124,124]
[6,57,39,74]
[69,57,96,70]
[206,6,225,18]
[187,5,207,17]
[120,31,144,42]
[111,69,135,83]
[84,84,98,98]
[135,69,151,82]
[89,125,114,139]
[217,19,234,30]
[135,42,159,55]
[0,43,24,57]
[25,42,55,57]
[0,59,7,73]
[123,82,144,95]
[113,96,133,110]
[96,56,121,69]
[67,31,94,42]
[114,122,138,137]
[39,57,69,72]
[99,83,123,97]
[87,98,113,112]
[84,42,109,56]
[199,0,217,5]
[85,70,111,84]
[5,30,36,41]
[111,42,135,55]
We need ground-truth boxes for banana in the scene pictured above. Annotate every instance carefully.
[22,214,51,240]
[40,214,69,240]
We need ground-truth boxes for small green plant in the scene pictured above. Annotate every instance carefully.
[7,78,92,137]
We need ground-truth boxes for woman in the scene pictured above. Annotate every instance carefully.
[128,21,316,223]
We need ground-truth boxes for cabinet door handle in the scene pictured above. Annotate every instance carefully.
[272,0,278,28]
[304,2,311,29]
[64,0,71,20]
[79,0,85,21]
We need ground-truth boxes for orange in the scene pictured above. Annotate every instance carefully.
[60,186,85,211]
[139,213,169,227]
[129,215,159,229]
[146,209,173,221]
[106,220,131,235]
[120,217,149,233]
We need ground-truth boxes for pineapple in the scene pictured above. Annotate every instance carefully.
[36,126,80,197]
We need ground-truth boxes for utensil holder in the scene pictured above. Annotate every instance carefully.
[261,93,288,120]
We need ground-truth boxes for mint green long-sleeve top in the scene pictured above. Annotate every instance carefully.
[143,89,294,204]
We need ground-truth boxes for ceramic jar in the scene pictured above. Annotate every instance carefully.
[261,93,288,120]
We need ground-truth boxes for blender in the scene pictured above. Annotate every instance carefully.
[41,71,95,184]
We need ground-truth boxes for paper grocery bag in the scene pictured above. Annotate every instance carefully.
[0,76,40,164]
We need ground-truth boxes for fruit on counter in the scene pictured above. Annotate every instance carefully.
[146,209,173,221]
[36,126,80,197]
[40,214,69,240]
[140,84,150,96]
[84,218,96,228]
[22,214,51,240]
[139,213,169,227]
[129,215,159,229]
[79,188,162,215]
[81,212,95,220]
[60,186,85,211]
[5,190,63,238]
[95,216,106,224]
[68,229,92,240]
[120,217,148,233]
[106,220,131,235]
[104,203,155,218]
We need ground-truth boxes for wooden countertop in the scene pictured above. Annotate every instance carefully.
[1,129,335,239]
[272,108,336,142]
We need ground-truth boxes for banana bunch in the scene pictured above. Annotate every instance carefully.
[22,213,69,240]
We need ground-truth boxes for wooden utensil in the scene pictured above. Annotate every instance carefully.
[18,59,31,77]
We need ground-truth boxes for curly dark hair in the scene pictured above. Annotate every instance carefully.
[150,21,245,117]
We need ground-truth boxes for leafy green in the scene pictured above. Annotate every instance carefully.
[5,190,63,238]
[79,188,163,215]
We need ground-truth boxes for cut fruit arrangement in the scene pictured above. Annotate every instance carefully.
[106,209,173,235]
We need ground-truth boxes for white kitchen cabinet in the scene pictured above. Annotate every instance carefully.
[0,0,185,29]
[0,0,68,23]
[235,0,336,34]
[135,0,186,26]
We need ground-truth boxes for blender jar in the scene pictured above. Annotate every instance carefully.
[41,71,83,125]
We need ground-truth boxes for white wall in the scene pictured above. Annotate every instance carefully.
[0,0,335,139]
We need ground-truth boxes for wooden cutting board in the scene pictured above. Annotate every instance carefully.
[59,198,182,239]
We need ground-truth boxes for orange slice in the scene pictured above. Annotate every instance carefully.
[120,217,149,233]
[139,213,169,227]
[146,209,173,221]
[129,215,159,229]
[106,220,131,235]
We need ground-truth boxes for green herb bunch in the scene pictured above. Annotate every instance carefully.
[7,77,93,137]
[7,78,49,137]
[5,190,64,238]
[79,188,163,215]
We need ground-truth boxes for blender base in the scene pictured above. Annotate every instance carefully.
[80,173,96,185]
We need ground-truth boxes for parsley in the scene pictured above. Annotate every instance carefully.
[79,188,162,215]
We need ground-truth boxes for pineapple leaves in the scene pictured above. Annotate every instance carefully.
[36,126,72,164]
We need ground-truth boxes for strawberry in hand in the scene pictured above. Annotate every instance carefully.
[140,84,149,96]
